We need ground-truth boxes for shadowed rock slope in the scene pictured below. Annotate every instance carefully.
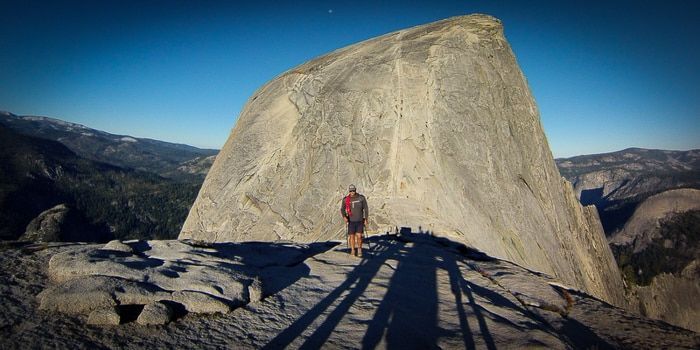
[180,15,624,306]
[0,234,697,349]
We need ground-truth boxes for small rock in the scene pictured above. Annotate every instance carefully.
[37,276,119,314]
[101,240,133,253]
[137,301,173,325]
[171,291,231,314]
[87,307,120,326]
[248,277,264,302]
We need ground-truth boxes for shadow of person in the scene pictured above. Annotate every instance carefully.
[267,230,608,349]
[441,247,497,350]
[263,237,402,349]
[360,233,441,349]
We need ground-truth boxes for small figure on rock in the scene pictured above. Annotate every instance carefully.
[340,184,368,257]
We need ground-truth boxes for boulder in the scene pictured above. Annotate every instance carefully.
[35,240,320,324]
[171,291,232,314]
[20,204,70,242]
[4,234,699,348]
[136,301,174,325]
[101,240,134,253]
[87,307,121,326]
[37,276,118,314]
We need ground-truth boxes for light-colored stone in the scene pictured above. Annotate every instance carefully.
[171,290,231,314]
[87,307,121,326]
[37,276,118,314]
[248,277,264,302]
[136,301,173,325]
[36,240,318,321]
[179,14,624,306]
[101,240,133,253]
[47,245,152,283]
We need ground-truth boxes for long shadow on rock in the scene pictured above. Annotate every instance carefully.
[258,262,312,298]
[207,241,338,301]
[184,241,338,269]
[443,251,499,349]
[361,237,441,350]
[559,318,615,350]
[263,240,400,349]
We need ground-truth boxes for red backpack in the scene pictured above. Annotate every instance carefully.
[344,195,352,218]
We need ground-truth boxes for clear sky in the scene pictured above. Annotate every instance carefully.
[1,0,698,157]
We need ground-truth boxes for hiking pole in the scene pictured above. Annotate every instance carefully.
[364,229,370,251]
[364,227,385,251]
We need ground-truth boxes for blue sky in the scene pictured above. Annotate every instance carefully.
[1,1,698,157]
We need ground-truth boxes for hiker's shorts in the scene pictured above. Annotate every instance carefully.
[347,221,364,234]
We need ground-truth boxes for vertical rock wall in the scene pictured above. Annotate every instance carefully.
[180,15,625,306]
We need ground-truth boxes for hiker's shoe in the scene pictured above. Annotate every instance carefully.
[350,249,355,256]
[357,250,363,257]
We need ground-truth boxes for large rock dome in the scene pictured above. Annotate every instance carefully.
[180,14,625,305]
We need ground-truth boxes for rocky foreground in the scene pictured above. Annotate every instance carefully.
[1,233,697,349]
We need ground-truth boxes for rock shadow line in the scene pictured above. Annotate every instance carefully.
[263,240,399,349]
[360,239,441,350]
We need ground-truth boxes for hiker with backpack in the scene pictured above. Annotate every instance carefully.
[340,184,368,257]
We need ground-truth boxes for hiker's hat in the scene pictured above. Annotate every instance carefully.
[348,184,356,192]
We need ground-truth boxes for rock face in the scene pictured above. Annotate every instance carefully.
[20,204,70,242]
[629,271,700,333]
[610,188,700,250]
[181,15,624,306]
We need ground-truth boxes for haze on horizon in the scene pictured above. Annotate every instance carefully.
[1,0,698,158]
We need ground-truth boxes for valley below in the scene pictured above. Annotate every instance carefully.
[556,148,700,332]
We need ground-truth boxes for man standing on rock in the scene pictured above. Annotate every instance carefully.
[340,184,368,257]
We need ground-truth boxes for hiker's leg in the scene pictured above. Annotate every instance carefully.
[355,232,363,256]
[348,232,355,254]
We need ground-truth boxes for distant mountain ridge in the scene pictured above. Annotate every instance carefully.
[0,111,218,182]
[0,110,219,241]
[0,123,199,241]
[556,147,700,234]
